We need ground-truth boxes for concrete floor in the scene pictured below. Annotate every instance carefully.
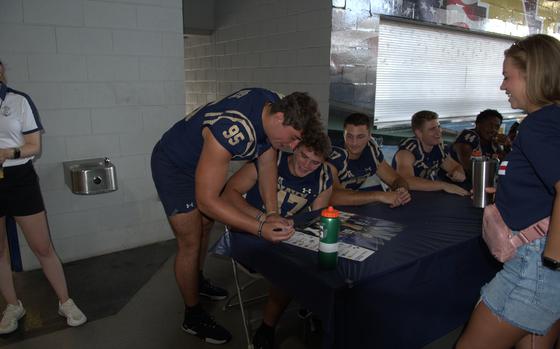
[0,223,462,349]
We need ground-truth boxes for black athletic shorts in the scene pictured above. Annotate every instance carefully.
[0,161,45,217]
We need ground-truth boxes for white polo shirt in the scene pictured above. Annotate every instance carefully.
[0,83,43,167]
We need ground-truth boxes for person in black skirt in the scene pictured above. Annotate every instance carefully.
[0,59,86,334]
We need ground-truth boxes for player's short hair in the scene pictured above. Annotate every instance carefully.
[270,92,321,131]
[299,125,332,160]
[475,109,503,125]
[343,113,372,130]
[411,110,438,131]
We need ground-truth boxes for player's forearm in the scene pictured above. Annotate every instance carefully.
[390,176,409,191]
[198,195,260,235]
[311,188,332,211]
[405,176,446,192]
[449,163,465,177]
[330,187,384,206]
[222,189,263,221]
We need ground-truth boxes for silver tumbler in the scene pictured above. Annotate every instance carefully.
[471,158,498,208]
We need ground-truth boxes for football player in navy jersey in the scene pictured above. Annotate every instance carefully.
[151,88,320,344]
[393,110,469,196]
[457,34,560,349]
[450,109,508,174]
[224,132,332,219]
[222,130,332,349]
[328,113,411,207]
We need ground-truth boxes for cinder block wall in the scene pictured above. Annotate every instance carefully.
[184,0,332,122]
[0,0,184,269]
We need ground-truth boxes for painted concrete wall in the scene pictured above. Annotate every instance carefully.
[184,0,332,124]
[183,0,214,34]
[0,0,185,269]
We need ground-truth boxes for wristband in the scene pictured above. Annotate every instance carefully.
[13,148,21,159]
[255,212,265,223]
[257,220,266,239]
[265,211,277,217]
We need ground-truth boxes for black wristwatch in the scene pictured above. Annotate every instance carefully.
[542,255,560,271]
[13,148,20,159]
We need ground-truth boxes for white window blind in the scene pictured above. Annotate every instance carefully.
[374,19,516,125]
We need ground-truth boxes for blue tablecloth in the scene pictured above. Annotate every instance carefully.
[212,191,500,348]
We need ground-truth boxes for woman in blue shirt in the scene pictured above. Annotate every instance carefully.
[457,35,560,349]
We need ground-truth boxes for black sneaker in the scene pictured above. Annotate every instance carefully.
[199,277,228,301]
[182,308,232,345]
[252,324,274,349]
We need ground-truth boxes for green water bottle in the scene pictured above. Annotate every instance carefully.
[318,206,340,269]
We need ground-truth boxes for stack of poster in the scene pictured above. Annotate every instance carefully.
[284,211,404,262]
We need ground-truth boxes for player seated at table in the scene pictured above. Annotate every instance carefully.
[392,110,469,196]
[222,129,333,349]
[449,109,510,176]
[327,113,411,207]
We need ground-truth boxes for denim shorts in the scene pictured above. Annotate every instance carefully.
[481,236,560,335]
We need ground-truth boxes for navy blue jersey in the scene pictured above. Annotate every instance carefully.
[393,137,447,180]
[246,151,333,217]
[328,139,384,191]
[449,129,497,161]
[496,104,560,230]
[158,88,281,169]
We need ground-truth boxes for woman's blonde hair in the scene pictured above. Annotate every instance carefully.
[504,34,560,107]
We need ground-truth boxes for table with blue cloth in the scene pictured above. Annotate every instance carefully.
[214,191,500,349]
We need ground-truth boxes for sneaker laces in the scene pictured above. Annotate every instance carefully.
[199,313,219,329]
[200,278,226,293]
[0,303,22,327]
[200,277,214,289]
[3,303,21,316]
[188,310,219,329]
[60,300,83,321]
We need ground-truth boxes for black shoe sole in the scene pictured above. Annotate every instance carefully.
[182,325,231,345]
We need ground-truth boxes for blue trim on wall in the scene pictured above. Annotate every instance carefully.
[6,216,22,272]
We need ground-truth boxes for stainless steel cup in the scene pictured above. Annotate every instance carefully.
[471,158,498,208]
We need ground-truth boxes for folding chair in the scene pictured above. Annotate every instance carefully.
[220,227,267,349]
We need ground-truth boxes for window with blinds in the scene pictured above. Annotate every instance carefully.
[374,19,516,125]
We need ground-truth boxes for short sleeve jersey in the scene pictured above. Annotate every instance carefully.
[450,128,497,161]
[328,138,384,191]
[246,151,333,217]
[496,104,560,230]
[158,88,281,169]
[0,84,43,167]
[393,137,447,180]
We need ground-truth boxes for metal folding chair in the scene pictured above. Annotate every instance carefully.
[220,227,267,349]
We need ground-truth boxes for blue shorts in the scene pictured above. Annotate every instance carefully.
[481,236,560,335]
[151,142,197,216]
